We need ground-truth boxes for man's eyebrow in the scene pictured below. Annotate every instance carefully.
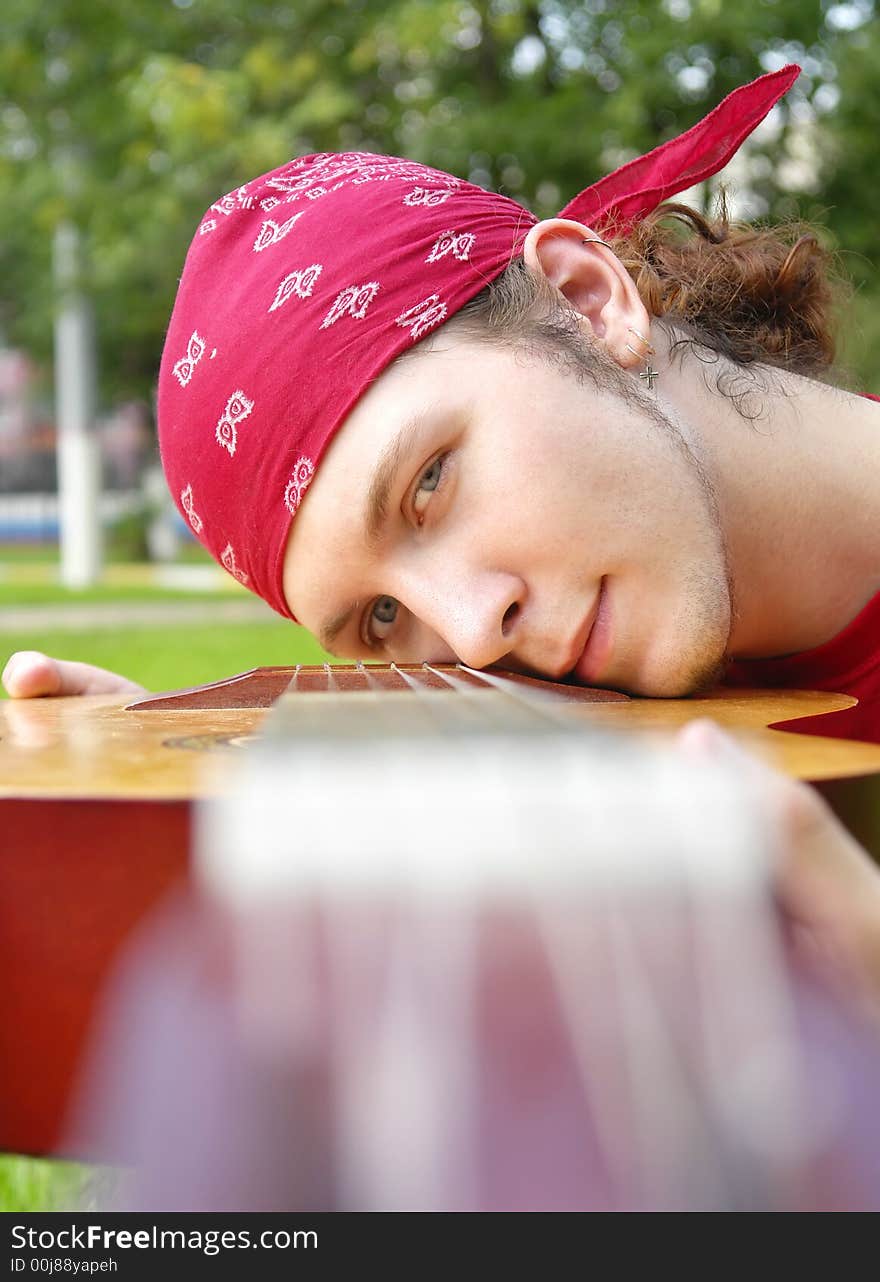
[364,411,425,550]
[317,411,426,654]
[319,603,358,654]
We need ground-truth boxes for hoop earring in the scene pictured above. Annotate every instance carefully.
[625,325,659,390]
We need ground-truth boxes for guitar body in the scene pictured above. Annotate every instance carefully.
[2,663,879,1157]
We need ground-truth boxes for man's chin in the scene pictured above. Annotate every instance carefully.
[622,654,729,699]
[563,653,728,700]
[502,647,728,699]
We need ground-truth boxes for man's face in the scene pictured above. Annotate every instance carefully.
[282,332,733,696]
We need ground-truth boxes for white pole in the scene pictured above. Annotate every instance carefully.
[54,219,102,588]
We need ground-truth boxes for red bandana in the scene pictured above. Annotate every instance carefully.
[158,64,799,619]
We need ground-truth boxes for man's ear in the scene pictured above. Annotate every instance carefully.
[522,218,652,370]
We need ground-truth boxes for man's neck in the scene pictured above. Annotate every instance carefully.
[654,326,880,660]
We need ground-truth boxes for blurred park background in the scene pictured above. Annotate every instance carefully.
[0,0,879,1208]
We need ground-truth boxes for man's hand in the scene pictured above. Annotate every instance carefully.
[2,650,146,699]
[678,719,880,1021]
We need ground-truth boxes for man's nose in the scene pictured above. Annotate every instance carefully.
[400,565,525,671]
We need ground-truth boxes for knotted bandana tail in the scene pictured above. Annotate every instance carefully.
[559,64,800,236]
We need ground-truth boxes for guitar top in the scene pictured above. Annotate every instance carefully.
[2,663,880,797]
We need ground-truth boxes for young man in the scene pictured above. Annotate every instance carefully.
[4,65,880,1022]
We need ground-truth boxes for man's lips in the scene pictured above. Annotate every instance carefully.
[557,600,597,678]
[572,577,612,685]
[499,580,612,684]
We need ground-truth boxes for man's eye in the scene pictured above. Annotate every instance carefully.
[413,455,444,519]
[419,457,443,493]
[367,595,398,643]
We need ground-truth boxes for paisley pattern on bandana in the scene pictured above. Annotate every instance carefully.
[404,187,454,207]
[158,66,800,620]
[211,186,252,217]
[320,282,380,329]
[269,264,323,313]
[180,484,202,534]
[220,542,249,584]
[427,230,475,263]
[396,294,448,339]
[215,390,254,457]
[172,332,206,388]
[284,457,315,515]
[252,214,304,253]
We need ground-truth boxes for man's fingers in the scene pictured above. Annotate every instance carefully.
[675,717,769,772]
[3,651,65,697]
[676,717,860,873]
[677,717,880,1013]
[2,651,145,698]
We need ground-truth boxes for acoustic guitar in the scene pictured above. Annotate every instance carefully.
[57,663,880,1209]
[2,663,880,1160]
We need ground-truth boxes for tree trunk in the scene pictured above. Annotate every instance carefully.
[53,220,102,588]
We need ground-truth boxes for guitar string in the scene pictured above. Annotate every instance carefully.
[420,662,547,736]
[389,661,511,736]
[455,663,581,728]
[387,662,422,693]
[424,661,582,736]
[604,898,725,1207]
[355,659,379,690]
[690,865,810,1182]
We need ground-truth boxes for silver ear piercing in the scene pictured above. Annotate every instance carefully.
[581,247,659,390]
[626,325,659,390]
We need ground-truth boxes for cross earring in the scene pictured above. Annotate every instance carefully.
[625,325,659,390]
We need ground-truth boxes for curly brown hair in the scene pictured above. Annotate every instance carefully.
[613,199,840,376]
[444,199,845,404]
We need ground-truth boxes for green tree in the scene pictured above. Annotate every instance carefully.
[0,0,877,404]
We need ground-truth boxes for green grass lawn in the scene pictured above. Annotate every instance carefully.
[0,1157,115,1214]
[1,620,332,692]
[0,554,335,690]
[0,560,335,1209]
[0,550,259,604]
[0,579,239,606]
